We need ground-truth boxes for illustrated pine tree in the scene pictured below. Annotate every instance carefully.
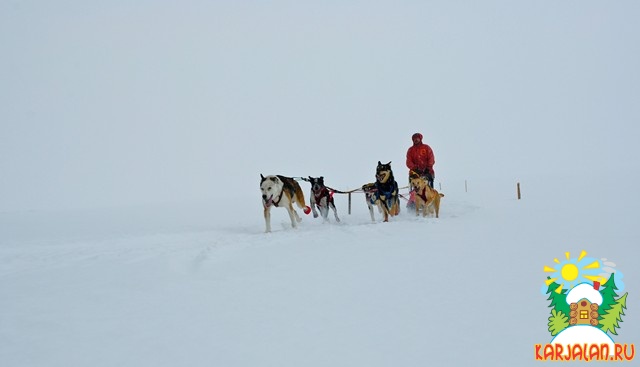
[599,273,620,318]
[599,293,628,335]
[548,309,569,336]
[545,278,571,318]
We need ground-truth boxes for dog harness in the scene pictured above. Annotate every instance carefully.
[313,187,334,206]
[264,188,285,208]
[273,177,299,207]
[415,186,428,202]
[271,189,285,207]
[375,180,398,209]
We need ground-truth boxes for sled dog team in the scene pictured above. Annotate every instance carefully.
[260,161,444,233]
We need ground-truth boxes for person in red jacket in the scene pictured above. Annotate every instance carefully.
[406,132,435,188]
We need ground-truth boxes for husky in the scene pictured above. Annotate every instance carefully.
[307,176,340,223]
[361,182,379,222]
[409,174,444,218]
[260,174,308,233]
[373,161,400,222]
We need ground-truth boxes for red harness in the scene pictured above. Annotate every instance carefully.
[313,187,334,205]
[415,186,429,202]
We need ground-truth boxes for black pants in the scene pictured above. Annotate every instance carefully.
[425,172,434,188]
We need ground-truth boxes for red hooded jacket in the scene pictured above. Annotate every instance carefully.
[406,133,435,177]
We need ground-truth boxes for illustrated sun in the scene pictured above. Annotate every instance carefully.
[543,250,606,293]
[561,263,579,281]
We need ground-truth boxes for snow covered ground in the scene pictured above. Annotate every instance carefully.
[2,173,638,366]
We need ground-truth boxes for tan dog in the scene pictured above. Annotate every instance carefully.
[409,175,444,218]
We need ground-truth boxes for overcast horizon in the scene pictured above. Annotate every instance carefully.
[2,1,639,211]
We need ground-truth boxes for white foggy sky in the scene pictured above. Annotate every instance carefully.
[1,1,639,211]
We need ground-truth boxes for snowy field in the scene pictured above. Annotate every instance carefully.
[2,173,638,366]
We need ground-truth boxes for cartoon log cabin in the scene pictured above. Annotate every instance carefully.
[565,282,602,326]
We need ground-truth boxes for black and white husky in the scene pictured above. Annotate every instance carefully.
[260,174,308,233]
[307,176,340,223]
[361,182,379,222]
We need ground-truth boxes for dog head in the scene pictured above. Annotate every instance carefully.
[260,174,284,207]
[361,183,377,200]
[376,161,393,183]
[308,176,326,193]
[409,170,421,180]
[361,182,376,193]
[410,175,428,192]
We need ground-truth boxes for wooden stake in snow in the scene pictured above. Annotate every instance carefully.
[517,182,521,200]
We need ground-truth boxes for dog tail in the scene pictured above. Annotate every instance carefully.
[439,193,445,197]
[294,183,306,209]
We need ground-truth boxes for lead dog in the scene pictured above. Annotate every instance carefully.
[373,161,400,222]
[409,174,444,218]
[308,176,340,223]
[260,174,308,233]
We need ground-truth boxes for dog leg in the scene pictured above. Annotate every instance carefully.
[286,203,299,228]
[320,198,329,222]
[330,202,340,222]
[382,203,389,222]
[293,207,302,223]
[367,199,375,222]
[310,194,319,218]
[264,206,272,233]
[379,195,389,222]
[387,198,398,217]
